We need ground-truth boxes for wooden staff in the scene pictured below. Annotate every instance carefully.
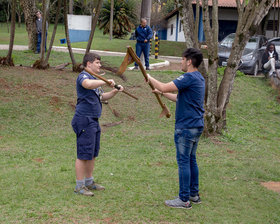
[84,68,138,100]
[126,46,171,118]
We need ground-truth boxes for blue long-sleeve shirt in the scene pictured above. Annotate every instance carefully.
[135,25,153,43]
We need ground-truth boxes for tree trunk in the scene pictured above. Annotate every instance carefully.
[43,0,62,66]
[63,0,80,72]
[109,0,114,40]
[69,0,73,14]
[201,0,219,135]
[20,0,37,51]
[85,0,103,54]
[6,0,16,65]
[40,0,48,62]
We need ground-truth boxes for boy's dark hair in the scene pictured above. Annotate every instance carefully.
[182,48,203,68]
[83,53,101,67]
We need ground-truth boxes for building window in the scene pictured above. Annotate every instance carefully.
[171,24,173,35]
[267,20,279,31]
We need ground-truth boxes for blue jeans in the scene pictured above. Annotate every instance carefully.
[134,42,150,67]
[36,32,47,53]
[174,127,203,202]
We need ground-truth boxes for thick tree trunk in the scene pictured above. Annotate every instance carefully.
[86,0,103,54]
[20,0,37,51]
[201,0,220,135]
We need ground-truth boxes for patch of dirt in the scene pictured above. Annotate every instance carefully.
[0,78,10,89]
[49,96,61,106]
[261,181,280,193]
[209,136,226,145]
[33,158,44,163]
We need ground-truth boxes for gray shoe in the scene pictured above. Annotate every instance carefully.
[133,66,139,70]
[165,197,192,209]
[86,182,105,191]
[190,195,201,204]
[74,186,94,196]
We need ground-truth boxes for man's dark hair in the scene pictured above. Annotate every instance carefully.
[83,53,101,67]
[182,48,203,68]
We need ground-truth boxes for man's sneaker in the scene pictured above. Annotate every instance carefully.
[86,182,105,191]
[74,186,94,196]
[133,66,139,70]
[165,197,192,209]
[146,67,151,70]
[190,195,201,204]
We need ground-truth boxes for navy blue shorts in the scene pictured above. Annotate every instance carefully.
[71,115,101,160]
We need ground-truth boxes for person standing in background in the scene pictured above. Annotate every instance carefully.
[133,18,153,71]
[35,11,48,54]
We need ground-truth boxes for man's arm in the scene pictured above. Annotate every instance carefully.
[148,74,178,93]
[152,89,177,102]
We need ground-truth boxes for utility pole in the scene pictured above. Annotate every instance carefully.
[69,0,73,14]
[140,0,152,25]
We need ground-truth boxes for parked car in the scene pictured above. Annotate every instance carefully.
[218,33,268,76]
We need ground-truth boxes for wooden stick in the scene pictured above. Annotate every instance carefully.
[126,46,171,118]
[84,68,138,100]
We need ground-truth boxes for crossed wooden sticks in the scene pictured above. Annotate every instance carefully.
[117,46,171,118]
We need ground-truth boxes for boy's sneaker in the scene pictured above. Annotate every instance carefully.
[86,182,105,191]
[190,195,201,204]
[74,186,94,196]
[165,197,192,209]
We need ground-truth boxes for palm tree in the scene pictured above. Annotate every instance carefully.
[98,0,137,38]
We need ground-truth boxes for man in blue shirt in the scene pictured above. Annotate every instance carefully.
[71,53,123,196]
[147,48,205,209]
[133,18,153,70]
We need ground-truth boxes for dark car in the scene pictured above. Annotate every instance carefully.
[218,33,268,76]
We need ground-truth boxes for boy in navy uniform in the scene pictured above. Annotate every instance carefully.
[147,48,205,209]
[71,53,123,196]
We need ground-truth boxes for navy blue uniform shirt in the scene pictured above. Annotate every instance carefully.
[74,70,103,118]
[135,25,153,43]
[173,71,205,129]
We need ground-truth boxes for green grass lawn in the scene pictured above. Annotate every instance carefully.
[0,23,187,57]
[0,60,280,223]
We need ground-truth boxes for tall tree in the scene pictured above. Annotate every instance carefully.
[43,0,62,66]
[86,0,103,53]
[63,0,80,72]
[0,0,16,66]
[19,0,37,51]
[178,0,275,135]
